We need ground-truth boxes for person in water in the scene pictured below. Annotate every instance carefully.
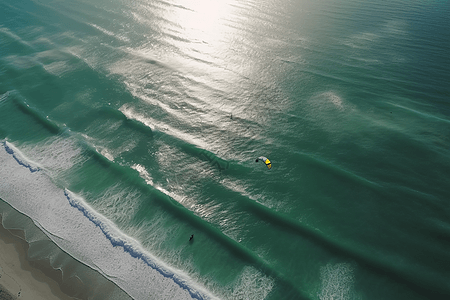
[189,234,194,241]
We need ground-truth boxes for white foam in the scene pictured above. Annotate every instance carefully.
[0,27,33,48]
[0,140,215,300]
[3,54,38,69]
[318,262,356,300]
[119,104,210,151]
[42,60,70,77]
[3,141,41,172]
[230,266,274,300]
[0,91,11,102]
[11,137,83,174]
[131,163,154,185]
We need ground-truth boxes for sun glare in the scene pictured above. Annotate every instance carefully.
[169,0,234,43]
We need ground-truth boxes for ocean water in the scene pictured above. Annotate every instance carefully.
[1,0,449,299]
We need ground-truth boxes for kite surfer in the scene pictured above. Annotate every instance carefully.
[256,156,272,169]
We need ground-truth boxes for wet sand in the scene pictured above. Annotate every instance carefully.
[0,223,76,300]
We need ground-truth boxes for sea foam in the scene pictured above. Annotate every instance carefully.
[64,189,210,300]
[4,141,41,172]
[0,140,212,300]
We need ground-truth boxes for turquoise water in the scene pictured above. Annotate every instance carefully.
[1,0,449,299]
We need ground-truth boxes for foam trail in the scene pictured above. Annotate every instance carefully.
[0,141,214,300]
[63,189,211,300]
[4,141,41,172]
[0,91,11,102]
[319,263,355,300]
[0,26,33,49]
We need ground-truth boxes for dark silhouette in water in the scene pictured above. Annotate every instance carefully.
[189,234,194,241]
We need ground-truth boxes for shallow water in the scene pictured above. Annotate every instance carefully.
[1,0,449,299]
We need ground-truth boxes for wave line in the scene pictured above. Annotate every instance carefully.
[63,189,210,300]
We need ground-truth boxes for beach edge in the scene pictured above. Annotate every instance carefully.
[0,198,134,300]
[0,218,76,300]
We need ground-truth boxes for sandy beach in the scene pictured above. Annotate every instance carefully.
[0,223,76,300]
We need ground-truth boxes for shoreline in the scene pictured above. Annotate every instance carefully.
[0,220,77,300]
